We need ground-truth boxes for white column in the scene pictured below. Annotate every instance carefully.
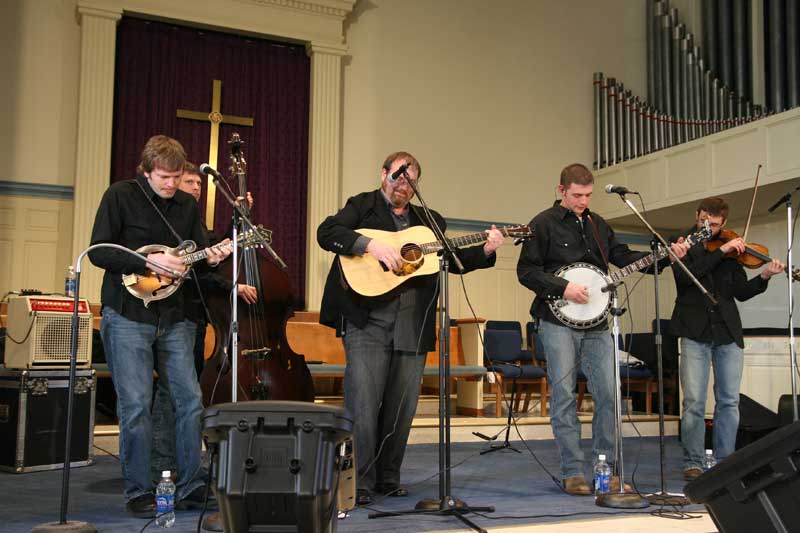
[304,43,346,311]
[71,4,121,302]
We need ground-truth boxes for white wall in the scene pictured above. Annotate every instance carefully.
[342,0,649,224]
[0,0,80,187]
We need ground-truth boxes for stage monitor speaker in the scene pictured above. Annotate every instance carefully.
[685,420,800,533]
[5,296,93,369]
[777,394,798,427]
[736,394,780,449]
[202,400,353,533]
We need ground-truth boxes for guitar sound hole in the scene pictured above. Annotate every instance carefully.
[394,244,424,277]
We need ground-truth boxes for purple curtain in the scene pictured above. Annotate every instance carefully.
[110,17,309,307]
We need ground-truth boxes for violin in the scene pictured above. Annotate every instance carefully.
[705,164,799,281]
[705,229,800,281]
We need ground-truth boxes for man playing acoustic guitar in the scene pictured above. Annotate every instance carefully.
[317,151,505,504]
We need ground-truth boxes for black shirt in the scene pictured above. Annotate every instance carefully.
[517,203,665,327]
[669,226,769,348]
[88,175,210,327]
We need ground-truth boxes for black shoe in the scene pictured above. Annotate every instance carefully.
[177,486,217,510]
[125,493,156,519]
[376,485,409,497]
[356,489,372,506]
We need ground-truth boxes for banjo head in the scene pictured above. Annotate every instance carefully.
[550,262,612,329]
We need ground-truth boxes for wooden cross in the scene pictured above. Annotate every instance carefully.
[177,79,254,228]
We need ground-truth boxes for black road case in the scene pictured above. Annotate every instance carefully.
[0,367,95,472]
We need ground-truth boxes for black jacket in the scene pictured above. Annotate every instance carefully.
[317,189,496,352]
[669,227,769,348]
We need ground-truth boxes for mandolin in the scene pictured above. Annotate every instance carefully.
[122,226,272,307]
[339,224,533,297]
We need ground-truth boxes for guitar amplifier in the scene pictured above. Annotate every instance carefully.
[4,296,93,369]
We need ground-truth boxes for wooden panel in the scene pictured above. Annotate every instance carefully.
[712,128,765,187]
[0,207,14,229]
[667,144,708,197]
[22,241,58,290]
[766,113,800,178]
[0,240,11,294]
[25,208,60,231]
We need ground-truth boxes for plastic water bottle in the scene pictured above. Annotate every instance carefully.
[703,449,716,472]
[65,266,76,297]
[594,454,611,499]
[155,470,176,528]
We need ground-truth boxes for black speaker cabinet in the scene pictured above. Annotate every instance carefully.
[202,401,353,533]
[685,420,800,533]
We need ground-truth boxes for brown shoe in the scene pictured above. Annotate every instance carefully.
[609,475,634,493]
[683,468,702,481]
[202,512,223,532]
[563,475,592,495]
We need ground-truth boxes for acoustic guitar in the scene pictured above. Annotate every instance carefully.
[339,224,533,297]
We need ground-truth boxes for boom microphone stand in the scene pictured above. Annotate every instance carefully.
[31,244,183,533]
[608,191,716,508]
[767,186,800,422]
[368,170,494,533]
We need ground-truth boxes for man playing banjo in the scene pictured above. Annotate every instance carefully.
[516,163,689,495]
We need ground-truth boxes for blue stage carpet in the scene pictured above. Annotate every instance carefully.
[2,436,706,532]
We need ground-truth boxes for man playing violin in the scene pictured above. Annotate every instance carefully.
[670,196,785,481]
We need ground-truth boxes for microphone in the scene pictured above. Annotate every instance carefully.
[604,184,638,195]
[199,163,223,180]
[388,163,409,182]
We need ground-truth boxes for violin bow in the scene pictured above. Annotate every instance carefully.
[742,164,762,242]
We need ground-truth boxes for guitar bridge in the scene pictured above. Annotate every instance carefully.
[242,348,271,360]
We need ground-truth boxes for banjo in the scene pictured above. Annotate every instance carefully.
[547,224,712,329]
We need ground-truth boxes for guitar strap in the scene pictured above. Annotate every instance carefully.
[135,178,214,325]
[586,214,610,268]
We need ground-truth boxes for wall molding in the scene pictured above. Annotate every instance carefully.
[0,181,74,200]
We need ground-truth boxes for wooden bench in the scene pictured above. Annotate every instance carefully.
[285,312,487,416]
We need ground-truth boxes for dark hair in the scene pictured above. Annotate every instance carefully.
[697,196,729,221]
[136,135,186,175]
[560,163,594,188]
[183,161,201,177]
[382,151,422,179]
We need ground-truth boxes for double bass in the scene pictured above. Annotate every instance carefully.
[200,133,314,405]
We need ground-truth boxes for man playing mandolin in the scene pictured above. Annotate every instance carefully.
[317,151,505,505]
[89,135,230,518]
[516,163,690,496]
[670,197,784,482]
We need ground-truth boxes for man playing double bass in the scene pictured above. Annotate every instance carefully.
[670,197,784,481]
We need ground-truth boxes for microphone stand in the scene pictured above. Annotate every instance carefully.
[209,175,286,403]
[31,244,183,533]
[596,287,649,509]
[609,193,716,508]
[368,174,494,533]
[768,186,800,421]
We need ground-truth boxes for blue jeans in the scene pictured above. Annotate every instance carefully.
[680,338,743,469]
[151,320,206,480]
[538,320,615,479]
[100,308,205,502]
